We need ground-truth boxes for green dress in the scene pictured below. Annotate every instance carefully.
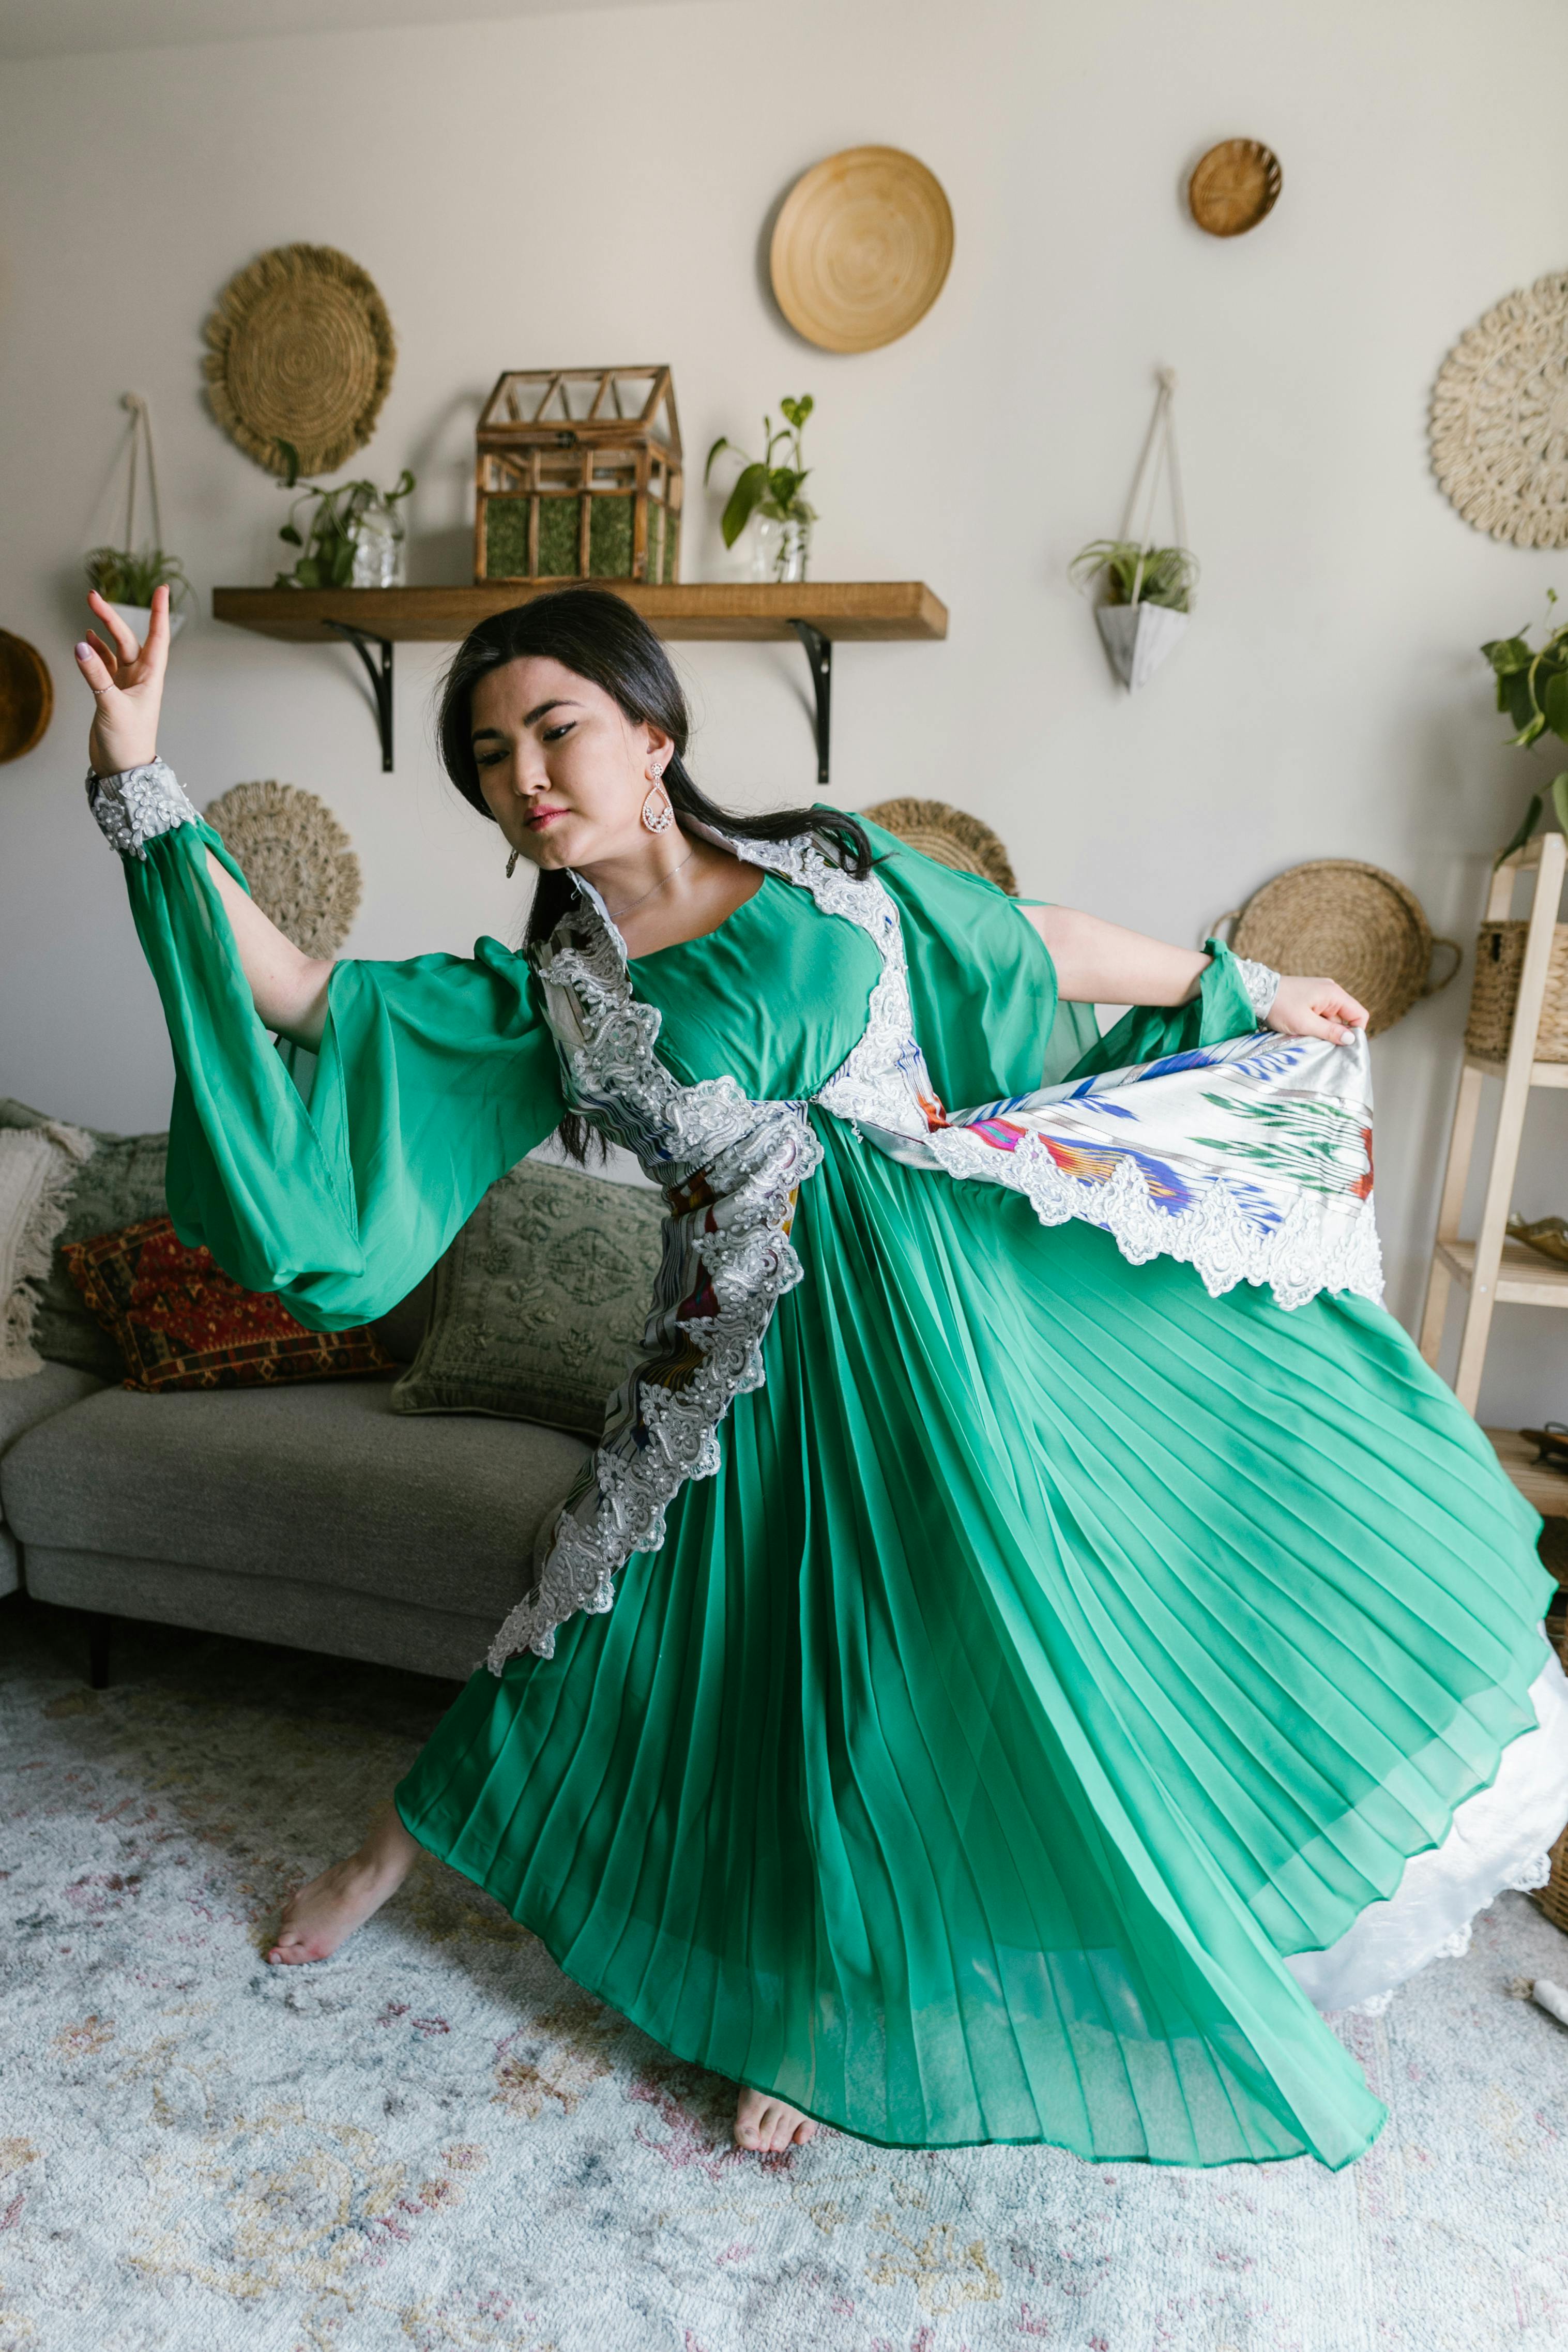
[111,778,1563,2173]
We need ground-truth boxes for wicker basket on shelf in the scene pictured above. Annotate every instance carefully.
[1464,918,1568,1059]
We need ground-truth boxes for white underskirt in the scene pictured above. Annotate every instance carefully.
[1285,1637,1568,2016]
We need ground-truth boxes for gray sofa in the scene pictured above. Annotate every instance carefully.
[0,1348,587,1688]
[0,1097,659,1690]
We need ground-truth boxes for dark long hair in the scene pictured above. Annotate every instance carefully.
[436,586,874,1158]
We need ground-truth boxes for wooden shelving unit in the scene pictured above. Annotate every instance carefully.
[1420,829,1568,1519]
[211,582,949,778]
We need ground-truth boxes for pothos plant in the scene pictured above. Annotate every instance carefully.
[272,439,415,588]
[1482,590,1568,864]
[704,394,816,552]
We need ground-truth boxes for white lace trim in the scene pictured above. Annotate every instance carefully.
[922,1122,1383,1312]
[1232,955,1282,1021]
[85,756,199,860]
[485,859,829,1668]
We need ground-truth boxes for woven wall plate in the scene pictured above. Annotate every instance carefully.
[1212,858,1460,1037]
[770,146,954,354]
[1431,271,1568,546]
[0,630,53,764]
[203,781,362,958]
[1188,139,1282,237]
[863,796,1016,894]
[203,243,395,479]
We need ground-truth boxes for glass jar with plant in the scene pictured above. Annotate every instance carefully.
[1482,590,1568,862]
[705,395,816,582]
[272,442,416,589]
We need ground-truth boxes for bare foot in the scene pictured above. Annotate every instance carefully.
[265,1797,420,1965]
[734,2085,819,2152]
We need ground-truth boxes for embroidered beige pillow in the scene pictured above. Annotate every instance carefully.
[390,1157,666,1438]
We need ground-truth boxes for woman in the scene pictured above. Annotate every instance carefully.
[74,582,1568,2166]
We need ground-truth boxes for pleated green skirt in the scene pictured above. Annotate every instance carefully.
[394,1116,1552,2169]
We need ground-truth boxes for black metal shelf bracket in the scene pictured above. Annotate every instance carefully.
[788,619,833,786]
[323,620,394,771]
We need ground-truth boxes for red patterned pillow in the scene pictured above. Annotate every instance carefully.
[62,1216,393,1392]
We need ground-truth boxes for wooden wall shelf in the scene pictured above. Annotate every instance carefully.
[211,582,949,777]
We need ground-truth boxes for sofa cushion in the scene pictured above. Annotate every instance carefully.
[0,1380,587,1622]
[0,1097,170,1378]
[391,1155,665,1437]
[0,1361,104,1520]
[0,1362,102,1596]
[63,1215,393,1391]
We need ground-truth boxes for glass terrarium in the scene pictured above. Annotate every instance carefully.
[474,367,682,585]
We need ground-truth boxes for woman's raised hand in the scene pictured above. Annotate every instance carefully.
[74,584,171,776]
[1266,974,1369,1047]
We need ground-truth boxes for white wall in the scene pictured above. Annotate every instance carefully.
[3,0,1566,1424]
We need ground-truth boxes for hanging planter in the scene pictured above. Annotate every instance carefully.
[85,394,192,642]
[1070,369,1197,693]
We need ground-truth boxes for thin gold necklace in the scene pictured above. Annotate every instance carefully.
[605,843,697,923]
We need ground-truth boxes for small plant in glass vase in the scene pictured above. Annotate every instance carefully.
[272,441,416,589]
[705,396,816,582]
[1481,589,1568,863]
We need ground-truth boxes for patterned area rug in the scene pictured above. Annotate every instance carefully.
[3,1594,1568,2352]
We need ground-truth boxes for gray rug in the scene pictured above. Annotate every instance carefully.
[3,1594,1567,2352]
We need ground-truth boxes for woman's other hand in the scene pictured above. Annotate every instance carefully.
[74,584,170,775]
[1267,974,1368,1046]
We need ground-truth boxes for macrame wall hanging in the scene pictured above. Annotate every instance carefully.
[1072,369,1197,694]
[203,243,396,480]
[1430,271,1568,547]
[203,782,362,958]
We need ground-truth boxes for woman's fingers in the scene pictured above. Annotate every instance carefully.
[73,636,120,697]
[83,629,118,674]
[87,589,142,667]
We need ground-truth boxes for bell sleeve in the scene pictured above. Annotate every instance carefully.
[96,759,567,1330]
[860,821,1263,1098]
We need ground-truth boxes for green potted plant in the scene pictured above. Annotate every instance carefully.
[84,545,194,642]
[87,393,194,642]
[705,396,816,582]
[1070,536,1198,693]
[1481,592,1568,862]
[273,443,416,589]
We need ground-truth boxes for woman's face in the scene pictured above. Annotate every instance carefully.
[470,655,672,873]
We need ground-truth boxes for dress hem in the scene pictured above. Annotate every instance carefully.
[389,1784,1383,2171]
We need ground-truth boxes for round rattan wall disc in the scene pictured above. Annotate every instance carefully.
[204,781,362,958]
[1224,858,1458,1038]
[1188,139,1282,237]
[203,244,395,479]
[0,630,53,764]
[863,796,1016,894]
[770,147,954,354]
[1430,271,1568,546]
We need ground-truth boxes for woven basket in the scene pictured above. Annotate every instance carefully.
[1210,859,1460,1038]
[1463,919,1568,1060]
[863,797,1017,894]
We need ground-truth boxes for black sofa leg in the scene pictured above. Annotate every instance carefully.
[85,1612,110,1691]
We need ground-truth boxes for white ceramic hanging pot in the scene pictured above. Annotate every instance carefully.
[1095,601,1187,693]
[108,601,187,645]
